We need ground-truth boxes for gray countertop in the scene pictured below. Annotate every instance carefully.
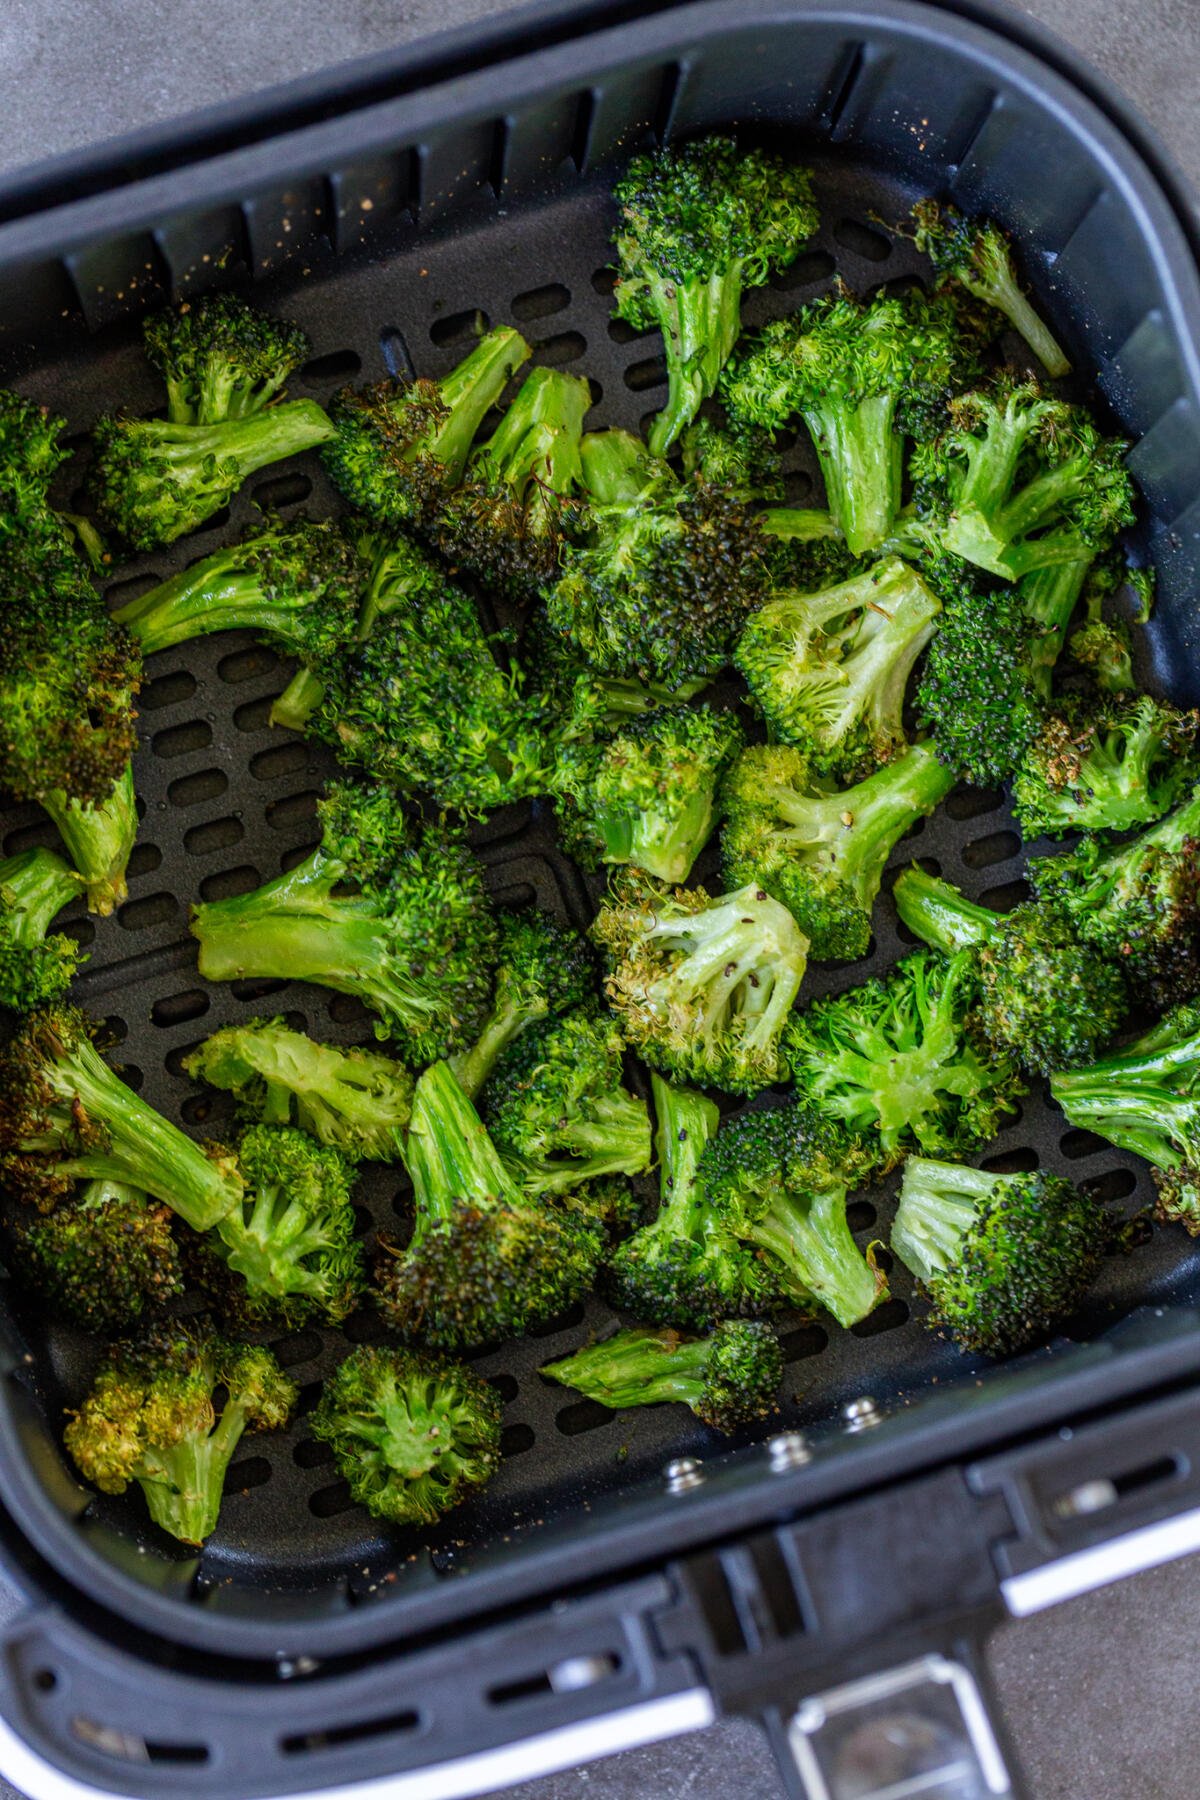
[1,2,1198,1797]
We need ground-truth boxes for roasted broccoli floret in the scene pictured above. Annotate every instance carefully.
[480,1010,652,1198]
[612,136,818,456]
[91,300,333,548]
[324,326,530,523]
[429,366,590,603]
[908,376,1135,581]
[893,866,1127,1074]
[908,201,1071,378]
[310,1345,502,1527]
[1013,693,1200,839]
[553,704,743,885]
[523,605,711,742]
[734,556,941,779]
[2,1179,183,1332]
[545,428,770,688]
[542,1320,782,1434]
[191,781,497,1067]
[448,908,596,1101]
[0,847,84,1011]
[1070,616,1135,693]
[1030,785,1200,1009]
[915,579,1043,787]
[63,1327,296,1545]
[593,869,808,1096]
[184,1018,415,1161]
[375,1059,601,1349]
[700,1103,885,1327]
[0,389,104,580]
[722,741,954,960]
[606,1074,781,1329]
[784,950,1024,1160]
[722,289,981,556]
[1052,1003,1200,1233]
[891,1158,1108,1354]
[681,416,787,502]
[0,1004,243,1223]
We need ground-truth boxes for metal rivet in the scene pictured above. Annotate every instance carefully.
[664,1456,705,1494]
[548,1654,617,1694]
[843,1396,883,1433]
[767,1430,813,1471]
[1052,1478,1118,1519]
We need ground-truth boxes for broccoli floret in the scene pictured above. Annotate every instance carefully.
[1051,1002,1200,1233]
[784,950,1024,1161]
[545,428,770,688]
[429,366,590,603]
[1031,785,1200,1009]
[553,704,743,885]
[722,741,954,960]
[0,1004,243,1223]
[448,908,596,1101]
[607,1074,781,1329]
[1013,693,1200,839]
[304,532,555,815]
[612,136,818,456]
[892,866,1127,1074]
[523,605,712,742]
[915,580,1043,787]
[1017,557,1093,697]
[310,1345,501,1527]
[908,201,1071,378]
[0,847,84,1011]
[375,1059,601,1349]
[1070,617,1135,693]
[63,1327,296,1545]
[681,417,787,502]
[112,515,363,659]
[542,1319,782,1434]
[324,326,530,523]
[555,1173,642,1241]
[480,1010,652,1198]
[891,1158,1107,1355]
[2,1179,182,1332]
[191,781,497,1067]
[734,557,941,780]
[722,289,982,555]
[593,869,809,1096]
[205,1124,363,1325]
[0,388,72,512]
[143,295,311,424]
[909,376,1135,581]
[699,1103,885,1327]
[184,1018,415,1161]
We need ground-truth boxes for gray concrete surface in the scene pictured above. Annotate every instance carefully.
[0,1,1196,1796]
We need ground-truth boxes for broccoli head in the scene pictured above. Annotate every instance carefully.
[310,1345,502,1528]
[542,1320,782,1434]
[908,201,1071,378]
[915,579,1043,788]
[681,416,787,502]
[448,907,595,1101]
[63,1327,296,1545]
[143,294,311,425]
[0,847,85,1011]
[2,1179,182,1333]
[1013,692,1200,839]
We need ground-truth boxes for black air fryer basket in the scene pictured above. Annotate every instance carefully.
[0,3,1199,1797]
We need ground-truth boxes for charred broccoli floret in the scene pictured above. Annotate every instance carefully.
[908,201,1070,378]
[593,869,809,1096]
[722,741,954,960]
[733,557,941,779]
[915,580,1043,787]
[612,136,818,456]
[0,847,84,1011]
[191,781,497,1067]
[310,1345,502,1527]
[1013,693,1200,839]
[63,1327,296,1545]
[324,326,530,523]
[784,950,1024,1160]
[681,416,787,502]
[893,866,1127,1074]
[448,908,595,1101]
[2,1179,183,1332]
[542,1319,782,1434]
[891,1158,1108,1354]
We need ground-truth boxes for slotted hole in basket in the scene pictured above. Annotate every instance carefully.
[266,790,319,831]
[184,816,244,856]
[105,572,162,609]
[607,316,654,345]
[251,742,310,781]
[281,839,321,872]
[430,308,489,348]
[833,217,892,262]
[180,1092,231,1128]
[253,473,312,510]
[309,1481,354,1518]
[151,989,210,1028]
[525,1303,587,1340]
[167,768,228,808]
[1084,1168,1139,1203]
[217,645,281,685]
[229,977,288,1002]
[140,670,197,712]
[851,1298,909,1338]
[379,326,414,380]
[153,720,212,760]
[4,818,62,857]
[301,348,362,383]
[198,865,261,903]
[501,1424,536,1457]
[535,330,586,365]
[512,282,570,321]
[281,1706,421,1755]
[1060,1128,1113,1160]
[294,1437,336,1470]
[963,829,1020,870]
[327,993,370,1026]
[846,1200,876,1232]
[980,1147,1040,1174]
[270,1329,324,1368]
[590,265,617,295]
[342,1310,388,1346]
[979,879,1030,913]
[165,1041,206,1078]
[781,1324,828,1362]
[772,248,837,291]
[233,696,275,733]
[227,1457,272,1493]
[624,354,666,392]
[117,892,179,932]
[125,843,162,879]
[488,1373,518,1404]
[946,784,1005,820]
[555,1399,614,1436]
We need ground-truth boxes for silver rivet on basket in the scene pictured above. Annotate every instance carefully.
[767,1430,812,1471]
[548,1654,617,1693]
[843,1396,883,1433]
[664,1456,705,1493]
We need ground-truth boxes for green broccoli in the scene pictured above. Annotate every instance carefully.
[722,741,955,960]
[891,1158,1108,1355]
[191,781,498,1067]
[448,908,596,1101]
[0,389,104,578]
[0,847,85,1010]
[592,869,809,1096]
[892,866,1127,1074]
[2,1179,182,1332]
[310,1345,502,1527]
[63,1327,296,1545]
[1013,693,1200,839]
[915,579,1043,787]
[542,1320,782,1434]
[143,294,311,424]
[681,416,787,502]
[908,201,1071,378]
[784,950,1024,1161]
[612,136,818,456]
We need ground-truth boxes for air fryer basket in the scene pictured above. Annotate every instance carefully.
[1,3,1200,1797]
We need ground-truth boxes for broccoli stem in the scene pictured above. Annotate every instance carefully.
[974,271,1070,381]
[270,665,327,732]
[652,1074,720,1238]
[889,1156,989,1288]
[646,267,746,459]
[738,1187,881,1327]
[41,763,138,916]
[0,847,82,939]
[761,507,842,542]
[1051,1019,1200,1168]
[112,546,328,657]
[580,427,659,504]
[476,366,590,490]
[1021,556,1092,696]
[427,327,533,481]
[547,1326,717,1410]
[136,1396,251,1544]
[450,995,536,1105]
[801,392,901,557]
[152,399,334,478]
[404,1061,520,1232]
[893,866,997,955]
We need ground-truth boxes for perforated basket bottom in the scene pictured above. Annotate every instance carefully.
[2,152,1194,1600]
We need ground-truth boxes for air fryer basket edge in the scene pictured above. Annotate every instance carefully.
[0,0,1199,1793]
